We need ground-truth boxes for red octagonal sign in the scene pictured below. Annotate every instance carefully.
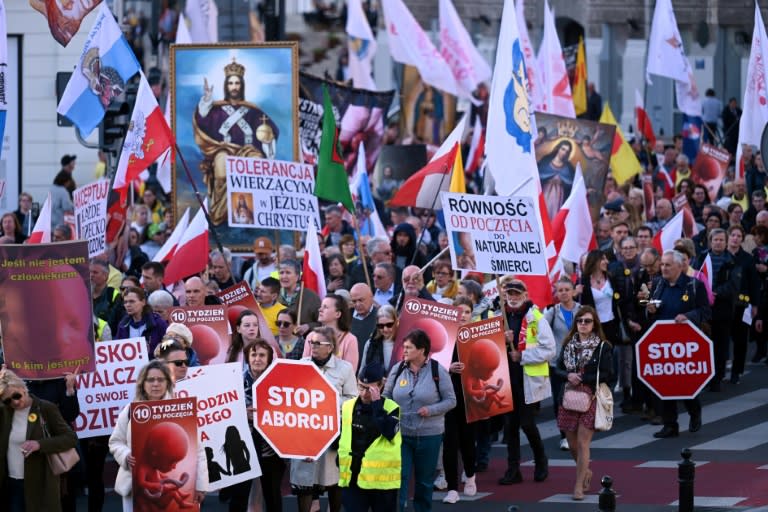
[635,320,715,400]
[253,359,340,459]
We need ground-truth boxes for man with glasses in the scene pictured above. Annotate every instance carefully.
[391,265,434,311]
[372,263,398,307]
[350,283,378,365]
[338,363,401,511]
[350,237,398,286]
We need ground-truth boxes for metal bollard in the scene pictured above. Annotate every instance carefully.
[678,448,695,512]
[598,475,616,512]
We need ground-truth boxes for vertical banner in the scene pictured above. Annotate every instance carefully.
[176,363,261,491]
[75,337,148,438]
[168,305,230,364]
[130,397,198,511]
[441,192,545,275]
[0,241,95,379]
[391,298,460,370]
[73,179,110,258]
[456,317,514,423]
[692,143,729,203]
[224,156,320,231]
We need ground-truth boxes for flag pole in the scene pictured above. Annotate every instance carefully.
[274,229,281,266]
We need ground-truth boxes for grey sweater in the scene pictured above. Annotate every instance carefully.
[383,359,456,437]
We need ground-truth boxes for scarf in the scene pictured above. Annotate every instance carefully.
[280,286,300,307]
[312,354,333,368]
[562,333,601,372]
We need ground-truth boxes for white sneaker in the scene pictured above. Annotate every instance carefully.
[443,490,460,504]
[461,471,467,483]
[463,475,477,496]
[434,474,448,490]
[559,438,569,451]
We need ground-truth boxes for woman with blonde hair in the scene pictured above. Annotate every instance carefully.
[0,369,78,511]
[554,306,613,500]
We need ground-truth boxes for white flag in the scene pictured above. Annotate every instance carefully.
[382,0,458,95]
[438,0,492,99]
[346,0,377,90]
[515,0,544,112]
[646,0,701,116]
[185,0,218,43]
[736,3,768,178]
[558,166,593,263]
[485,0,538,199]
[538,2,575,117]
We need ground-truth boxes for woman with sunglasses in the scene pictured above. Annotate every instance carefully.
[110,360,209,510]
[242,340,285,512]
[360,305,398,371]
[155,337,192,382]
[115,287,169,357]
[0,369,78,511]
[302,294,359,370]
[554,306,613,501]
[290,326,357,512]
[274,309,305,360]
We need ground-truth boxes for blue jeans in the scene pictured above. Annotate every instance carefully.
[400,434,443,512]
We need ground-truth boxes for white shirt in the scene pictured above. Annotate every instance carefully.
[8,406,31,479]
[591,281,615,322]
[374,285,394,307]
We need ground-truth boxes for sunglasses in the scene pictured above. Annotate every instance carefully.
[276,321,293,328]
[2,392,22,405]
[167,359,189,367]
[577,318,594,325]
[377,322,395,329]
[310,341,333,347]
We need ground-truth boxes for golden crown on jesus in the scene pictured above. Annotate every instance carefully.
[556,120,579,138]
[224,58,245,78]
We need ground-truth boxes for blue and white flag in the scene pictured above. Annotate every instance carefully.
[56,3,140,136]
[350,142,386,238]
[0,0,7,160]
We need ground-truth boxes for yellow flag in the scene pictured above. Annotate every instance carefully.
[573,37,588,116]
[449,145,466,194]
[599,103,642,184]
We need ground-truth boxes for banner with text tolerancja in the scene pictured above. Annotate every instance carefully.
[225,155,321,232]
[0,241,95,379]
[74,337,148,439]
[440,192,545,275]
[73,179,110,258]
[176,363,261,491]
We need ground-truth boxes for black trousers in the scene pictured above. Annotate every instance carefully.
[731,307,749,377]
[341,484,397,512]
[80,436,110,512]
[443,402,476,490]
[712,316,732,382]
[662,398,701,429]
[504,401,546,468]
[257,453,287,512]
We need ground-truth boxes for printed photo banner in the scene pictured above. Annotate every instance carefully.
[299,72,395,174]
[692,143,730,203]
[391,297,461,370]
[168,305,230,365]
[73,179,110,258]
[75,337,148,439]
[176,363,261,491]
[225,155,320,232]
[441,192,546,275]
[131,397,199,511]
[217,281,278,350]
[0,241,95,379]
[456,317,514,423]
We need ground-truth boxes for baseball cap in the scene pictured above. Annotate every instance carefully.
[253,237,273,254]
[503,280,527,293]
[61,154,77,167]
[359,363,386,384]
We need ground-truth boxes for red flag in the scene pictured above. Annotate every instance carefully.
[390,144,458,209]
[113,74,174,191]
[302,221,326,298]
[465,117,485,174]
[28,193,51,244]
[635,89,656,147]
[163,201,209,285]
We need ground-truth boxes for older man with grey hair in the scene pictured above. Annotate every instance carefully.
[210,248,236,289]
[148,289,175,322]
[350,236,398,286]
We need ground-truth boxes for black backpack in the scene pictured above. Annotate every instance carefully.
[391,359,442,401]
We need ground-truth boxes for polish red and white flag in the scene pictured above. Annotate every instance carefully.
[303,219,327,298]
[163,201,209,285]
[153,208,190,263]
[28,193,51,244]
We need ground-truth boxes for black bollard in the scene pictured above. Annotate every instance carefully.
[598,475,616,512]
[678,448,695,512]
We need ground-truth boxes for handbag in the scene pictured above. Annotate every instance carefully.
[562,386,593,413]
[40,412,80,475]
[594,342,614,431]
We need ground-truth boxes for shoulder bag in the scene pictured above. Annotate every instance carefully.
[40,412,80,475]
[594,342,614,431]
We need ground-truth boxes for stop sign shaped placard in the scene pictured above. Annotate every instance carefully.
[253,359,340,459]
[635,320,715,400]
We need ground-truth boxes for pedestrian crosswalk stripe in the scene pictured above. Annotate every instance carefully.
[691,422,768,451]
[669,497,747,507]
[541,493,600,503]
[635,460,710,468]
[521,459,575,467]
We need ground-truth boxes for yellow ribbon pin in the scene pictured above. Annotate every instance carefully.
[28,413,37,423]
[624,269,630,276]
[682,294,689,302]
[399,379,408,387]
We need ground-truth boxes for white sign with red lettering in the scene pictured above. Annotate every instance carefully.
[74,337,148,438]
[73,179,109,257]
[176,363,261,491]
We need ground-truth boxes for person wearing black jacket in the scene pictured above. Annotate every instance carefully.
[694,229,741,392]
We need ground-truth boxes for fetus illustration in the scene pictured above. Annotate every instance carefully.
[135,422,195,510]
[465,339,509,417]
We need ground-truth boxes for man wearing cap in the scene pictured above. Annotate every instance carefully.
[243,237,277,292]
[338,363,401,511]
[56,154,77,197]
[498,279,555,485]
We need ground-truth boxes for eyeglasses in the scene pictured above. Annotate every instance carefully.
[310,341,333,346]
[276,321,292,328]
[357,384,374,393]
[373,274,386,279]
[621,245,638,250]
[2,392,22,405]
[377,322,395,329]
[145,377,167,384]
[577,318,594,325]
[167,359,189,367]
[435,272,451,276]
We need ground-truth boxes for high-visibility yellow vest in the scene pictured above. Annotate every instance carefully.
[338,398,401,490]
[95,318,107,341]
[523,308,550,377]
